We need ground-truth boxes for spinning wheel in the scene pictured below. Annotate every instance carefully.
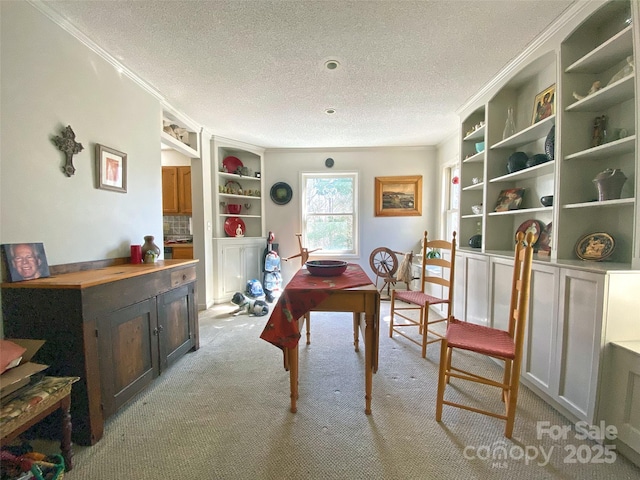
[369,247,404,297]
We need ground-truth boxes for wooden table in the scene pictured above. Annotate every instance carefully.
[1,376,79,471]
[260,264,380,414]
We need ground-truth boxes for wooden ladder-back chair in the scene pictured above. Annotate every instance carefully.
[389,231,456,358]
[435,231,534,438]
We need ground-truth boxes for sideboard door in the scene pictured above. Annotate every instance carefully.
[97,298,159,418]
[157,283,197,372]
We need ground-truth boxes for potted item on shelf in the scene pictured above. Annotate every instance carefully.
[593,169,627,201]
[540,195,554,207]
[506,152,528,173]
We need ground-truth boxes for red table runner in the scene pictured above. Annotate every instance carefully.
[260,264,373,349]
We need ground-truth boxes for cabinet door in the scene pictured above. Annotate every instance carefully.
[523,263,558,393]
[462,253,489,325]
[178,166,192,215]
[555,269,604,422]
[220,243,246,297]
[97,298,159,418]
[162,167,179,214]
[157,283,196,371]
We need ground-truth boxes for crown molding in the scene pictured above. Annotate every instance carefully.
[457,0,598,115]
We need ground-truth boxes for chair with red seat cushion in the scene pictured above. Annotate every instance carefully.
[435,231,534,438]
[389,231,456,358]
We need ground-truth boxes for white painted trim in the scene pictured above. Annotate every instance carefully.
[457,0,599,115]
[28,0,204,135]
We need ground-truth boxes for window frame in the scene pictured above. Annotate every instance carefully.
[300,171,359,258]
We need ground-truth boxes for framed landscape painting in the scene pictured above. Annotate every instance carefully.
[375,175,422,217]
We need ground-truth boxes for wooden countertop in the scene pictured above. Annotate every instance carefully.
[1,259,198,290]
[164,243,193,248]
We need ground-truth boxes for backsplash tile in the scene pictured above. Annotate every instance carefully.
[163,215,191,236]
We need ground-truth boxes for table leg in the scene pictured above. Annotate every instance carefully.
[288,345,299,413]
[60,394,73,471]
[305,313,311,345]
[364,310,374,415]
[352,312,360,352]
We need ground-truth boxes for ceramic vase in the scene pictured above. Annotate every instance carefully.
[141,235,161,263]
[593,169,626,201]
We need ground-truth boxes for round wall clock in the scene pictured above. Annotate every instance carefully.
[270,182,292,205]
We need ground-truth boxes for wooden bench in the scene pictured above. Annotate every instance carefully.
[1,376,79,471]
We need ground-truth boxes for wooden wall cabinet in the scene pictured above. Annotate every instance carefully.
[1,260,198,446]
[162,166,192,215]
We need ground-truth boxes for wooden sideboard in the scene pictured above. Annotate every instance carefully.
[1,259,199,446]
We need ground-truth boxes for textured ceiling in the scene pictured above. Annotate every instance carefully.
[42,0,575,148]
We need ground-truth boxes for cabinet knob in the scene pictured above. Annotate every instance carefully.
[153,325,164,335]
[182,274,187,281]
[158,325,164,333]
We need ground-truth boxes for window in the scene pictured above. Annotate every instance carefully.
[301,172,358,256]
[441,163,460,241]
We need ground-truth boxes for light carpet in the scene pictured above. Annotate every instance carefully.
[46,302,640,479]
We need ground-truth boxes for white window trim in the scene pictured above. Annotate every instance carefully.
[300,171,359,258]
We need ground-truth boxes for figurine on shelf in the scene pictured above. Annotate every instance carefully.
[573,81,602,101]
[591,115,606,148]
[235,225,244,238]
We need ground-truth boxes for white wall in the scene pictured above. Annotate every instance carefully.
[263,147,439,284]
[1,2,165,329]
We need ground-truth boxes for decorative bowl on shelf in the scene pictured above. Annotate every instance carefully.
[526,153,550,168]
[227,203,241,214]
[540,195,554,207]
[475,141,485,153]
[306,260,348,276]
[471,204,483,215]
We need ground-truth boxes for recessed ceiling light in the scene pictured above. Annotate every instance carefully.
[325,60,340,70]
[325,108,336,115]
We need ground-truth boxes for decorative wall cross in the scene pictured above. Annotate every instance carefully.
[52,125,84,177]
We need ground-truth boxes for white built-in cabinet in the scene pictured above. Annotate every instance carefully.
[211,137,266,303]
[452,251,489,326]
[454,0,640,462]
[212,237,264,301]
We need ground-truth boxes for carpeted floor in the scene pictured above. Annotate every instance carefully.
[36,302,640,479]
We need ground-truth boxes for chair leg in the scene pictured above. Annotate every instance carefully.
[501,359,512,402]
[445,346,452,384]
[421,307,429,358]
[435,339,449,421]
[389,291,396,337]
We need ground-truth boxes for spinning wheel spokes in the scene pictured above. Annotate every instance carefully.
[369,247,399,278]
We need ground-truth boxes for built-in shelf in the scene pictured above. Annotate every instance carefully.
[464,124,485,141]
[490,115,555,150]
[463,151,484,163]
[565,25,633,74]
[564,136,636,161]
[489,161,555,182]
[462,182,484,191]
[562,198,635,209]
[219,172,261,182]
[161,131,199,158]
[565,74,635,112]
[488,207,549,216]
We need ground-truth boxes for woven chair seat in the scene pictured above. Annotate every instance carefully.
[394,290,446,307]
[446,318,515,359]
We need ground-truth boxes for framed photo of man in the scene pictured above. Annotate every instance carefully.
[1,243,51,282]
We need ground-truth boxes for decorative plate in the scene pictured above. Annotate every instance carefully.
[575,232,615,261]
[270,182,292,205]
[537,222,552,252]
[515,219,544,246]
[224,217,246,237]
[222,156,243,174]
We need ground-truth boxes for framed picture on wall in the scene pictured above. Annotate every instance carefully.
[1,243,50,282]
[96,144,127,193]
[532,84,555,124]
[374,175,422,217]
